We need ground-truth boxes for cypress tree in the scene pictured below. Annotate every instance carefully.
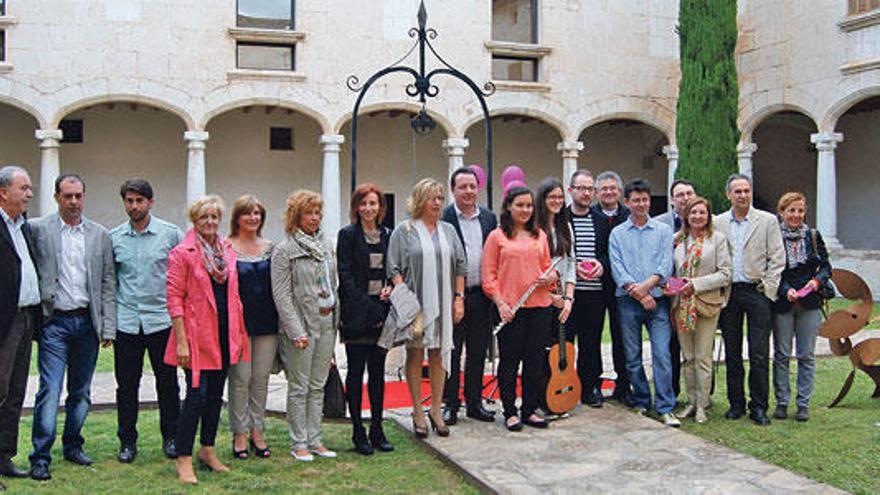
[675,0,740,211]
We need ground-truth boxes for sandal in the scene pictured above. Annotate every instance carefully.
[505,416,523,432]
[232,439,249,460]
[523,414,549,429]
[250,439,271,459]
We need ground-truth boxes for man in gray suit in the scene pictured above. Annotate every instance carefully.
[27,174,116,481]
[653,178,696,401]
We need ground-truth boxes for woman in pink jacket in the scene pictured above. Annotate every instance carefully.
[165,195,249,485]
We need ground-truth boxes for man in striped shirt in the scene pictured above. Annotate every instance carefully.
[565,169,611,407]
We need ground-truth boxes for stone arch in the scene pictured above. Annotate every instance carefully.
[574,96,676,143]
[332,101,455,138]
[462,107,567,142]
[0,95,48,129]
[51,94,195,131]
[577,112,673,143]
[822,86,880,132]
[740,103,819,143]
[202,98,331,135]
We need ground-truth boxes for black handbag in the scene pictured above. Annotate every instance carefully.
[323,362,347,419]
[809,229,835,300]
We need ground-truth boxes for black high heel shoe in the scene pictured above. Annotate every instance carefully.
[232,439,249,460]
[249,439,271,459]
[428,413,450,437]
[412,416,429,439]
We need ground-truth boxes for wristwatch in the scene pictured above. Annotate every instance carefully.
[561,295,573,301]
[455,292,465,298]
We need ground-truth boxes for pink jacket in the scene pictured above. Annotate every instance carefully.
[164,229,249,386]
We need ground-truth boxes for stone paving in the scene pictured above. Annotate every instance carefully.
[21,333,877,494]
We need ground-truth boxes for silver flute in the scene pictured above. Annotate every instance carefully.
[493,257,564,335]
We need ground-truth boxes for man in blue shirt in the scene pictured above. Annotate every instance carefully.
[609,179,679,427]
[110,179,183,463]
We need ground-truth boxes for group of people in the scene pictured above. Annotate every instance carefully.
[0,162,832,487]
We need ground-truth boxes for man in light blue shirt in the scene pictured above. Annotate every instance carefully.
[110,179,183,463]
[609,178,678,427]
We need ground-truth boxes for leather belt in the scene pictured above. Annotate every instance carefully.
[53,307,90,318]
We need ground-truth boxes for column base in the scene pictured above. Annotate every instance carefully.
[823,236,843,252]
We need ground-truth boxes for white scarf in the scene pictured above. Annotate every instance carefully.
[413,219,453,374]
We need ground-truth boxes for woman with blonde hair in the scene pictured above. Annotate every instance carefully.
[272,190,338,461]
[667,196,730,424]
[772,192,831,422]
[227,195,278,459]
[387,178,466,437]
[165,195,250,484]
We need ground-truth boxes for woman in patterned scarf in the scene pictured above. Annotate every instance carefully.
[771,192,832,422]
[272,190,339,462]
[668,197,731,424]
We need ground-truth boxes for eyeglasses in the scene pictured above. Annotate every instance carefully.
[571,186,595,193]
[546,194,565,200]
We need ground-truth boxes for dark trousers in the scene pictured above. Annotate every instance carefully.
[565,290,606,396]
[114,327,180,446]
[605,291,631,394]
[0,307,37,462]
[176,369,227,457]
[719,284,772,413]
[498,307,550,419]
[344,343,386,434]
[30,313,100,467]
[443,289,493,411]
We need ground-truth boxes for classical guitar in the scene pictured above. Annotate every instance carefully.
[545,319,581,414]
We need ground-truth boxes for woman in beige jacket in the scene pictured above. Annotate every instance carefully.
[668,197,731,423]
[271,190,338,462]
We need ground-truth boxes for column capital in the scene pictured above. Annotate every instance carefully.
[810,132,843,151]
[556,140,584,159]
[35,129,63,148]
[442,138,469,156]
[320,134,345,146]
[184,131,209,149]
[737,142,757,157]
[662,144,679,160]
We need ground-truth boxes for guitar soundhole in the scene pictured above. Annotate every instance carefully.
[554,386,575,396]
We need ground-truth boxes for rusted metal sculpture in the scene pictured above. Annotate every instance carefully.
[818,268,880,407]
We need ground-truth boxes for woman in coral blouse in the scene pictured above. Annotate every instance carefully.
[482,186,557,431]
[165,195,249,485]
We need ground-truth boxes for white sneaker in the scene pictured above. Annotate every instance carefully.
[310,447,337,459]
[661,413,681,427]
[290,449,314,462]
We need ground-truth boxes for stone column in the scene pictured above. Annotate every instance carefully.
[811,132,844,250]
[184,131,209,206]
[35,129,63,216]
[321,134,345,245]
[557,141,584,203]
[442,138,469,198]
[662,144,679,211]
[737,142,757,178]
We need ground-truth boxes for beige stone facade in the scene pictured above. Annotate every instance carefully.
[1,0,878,293]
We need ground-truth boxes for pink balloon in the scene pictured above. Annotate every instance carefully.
[501,165,525,190]
[468,164,486,192]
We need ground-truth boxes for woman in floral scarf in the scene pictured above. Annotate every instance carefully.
[668,197,731,424]
[272,190,338,462]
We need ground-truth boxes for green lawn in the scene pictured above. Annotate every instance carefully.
[3,411,479,494]
[678,357,880,495]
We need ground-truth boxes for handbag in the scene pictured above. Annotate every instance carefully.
[322,361,347,419]
[809,229,835,300]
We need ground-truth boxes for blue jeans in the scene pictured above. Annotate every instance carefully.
[29,314,100,467]
[617,296,675,414]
